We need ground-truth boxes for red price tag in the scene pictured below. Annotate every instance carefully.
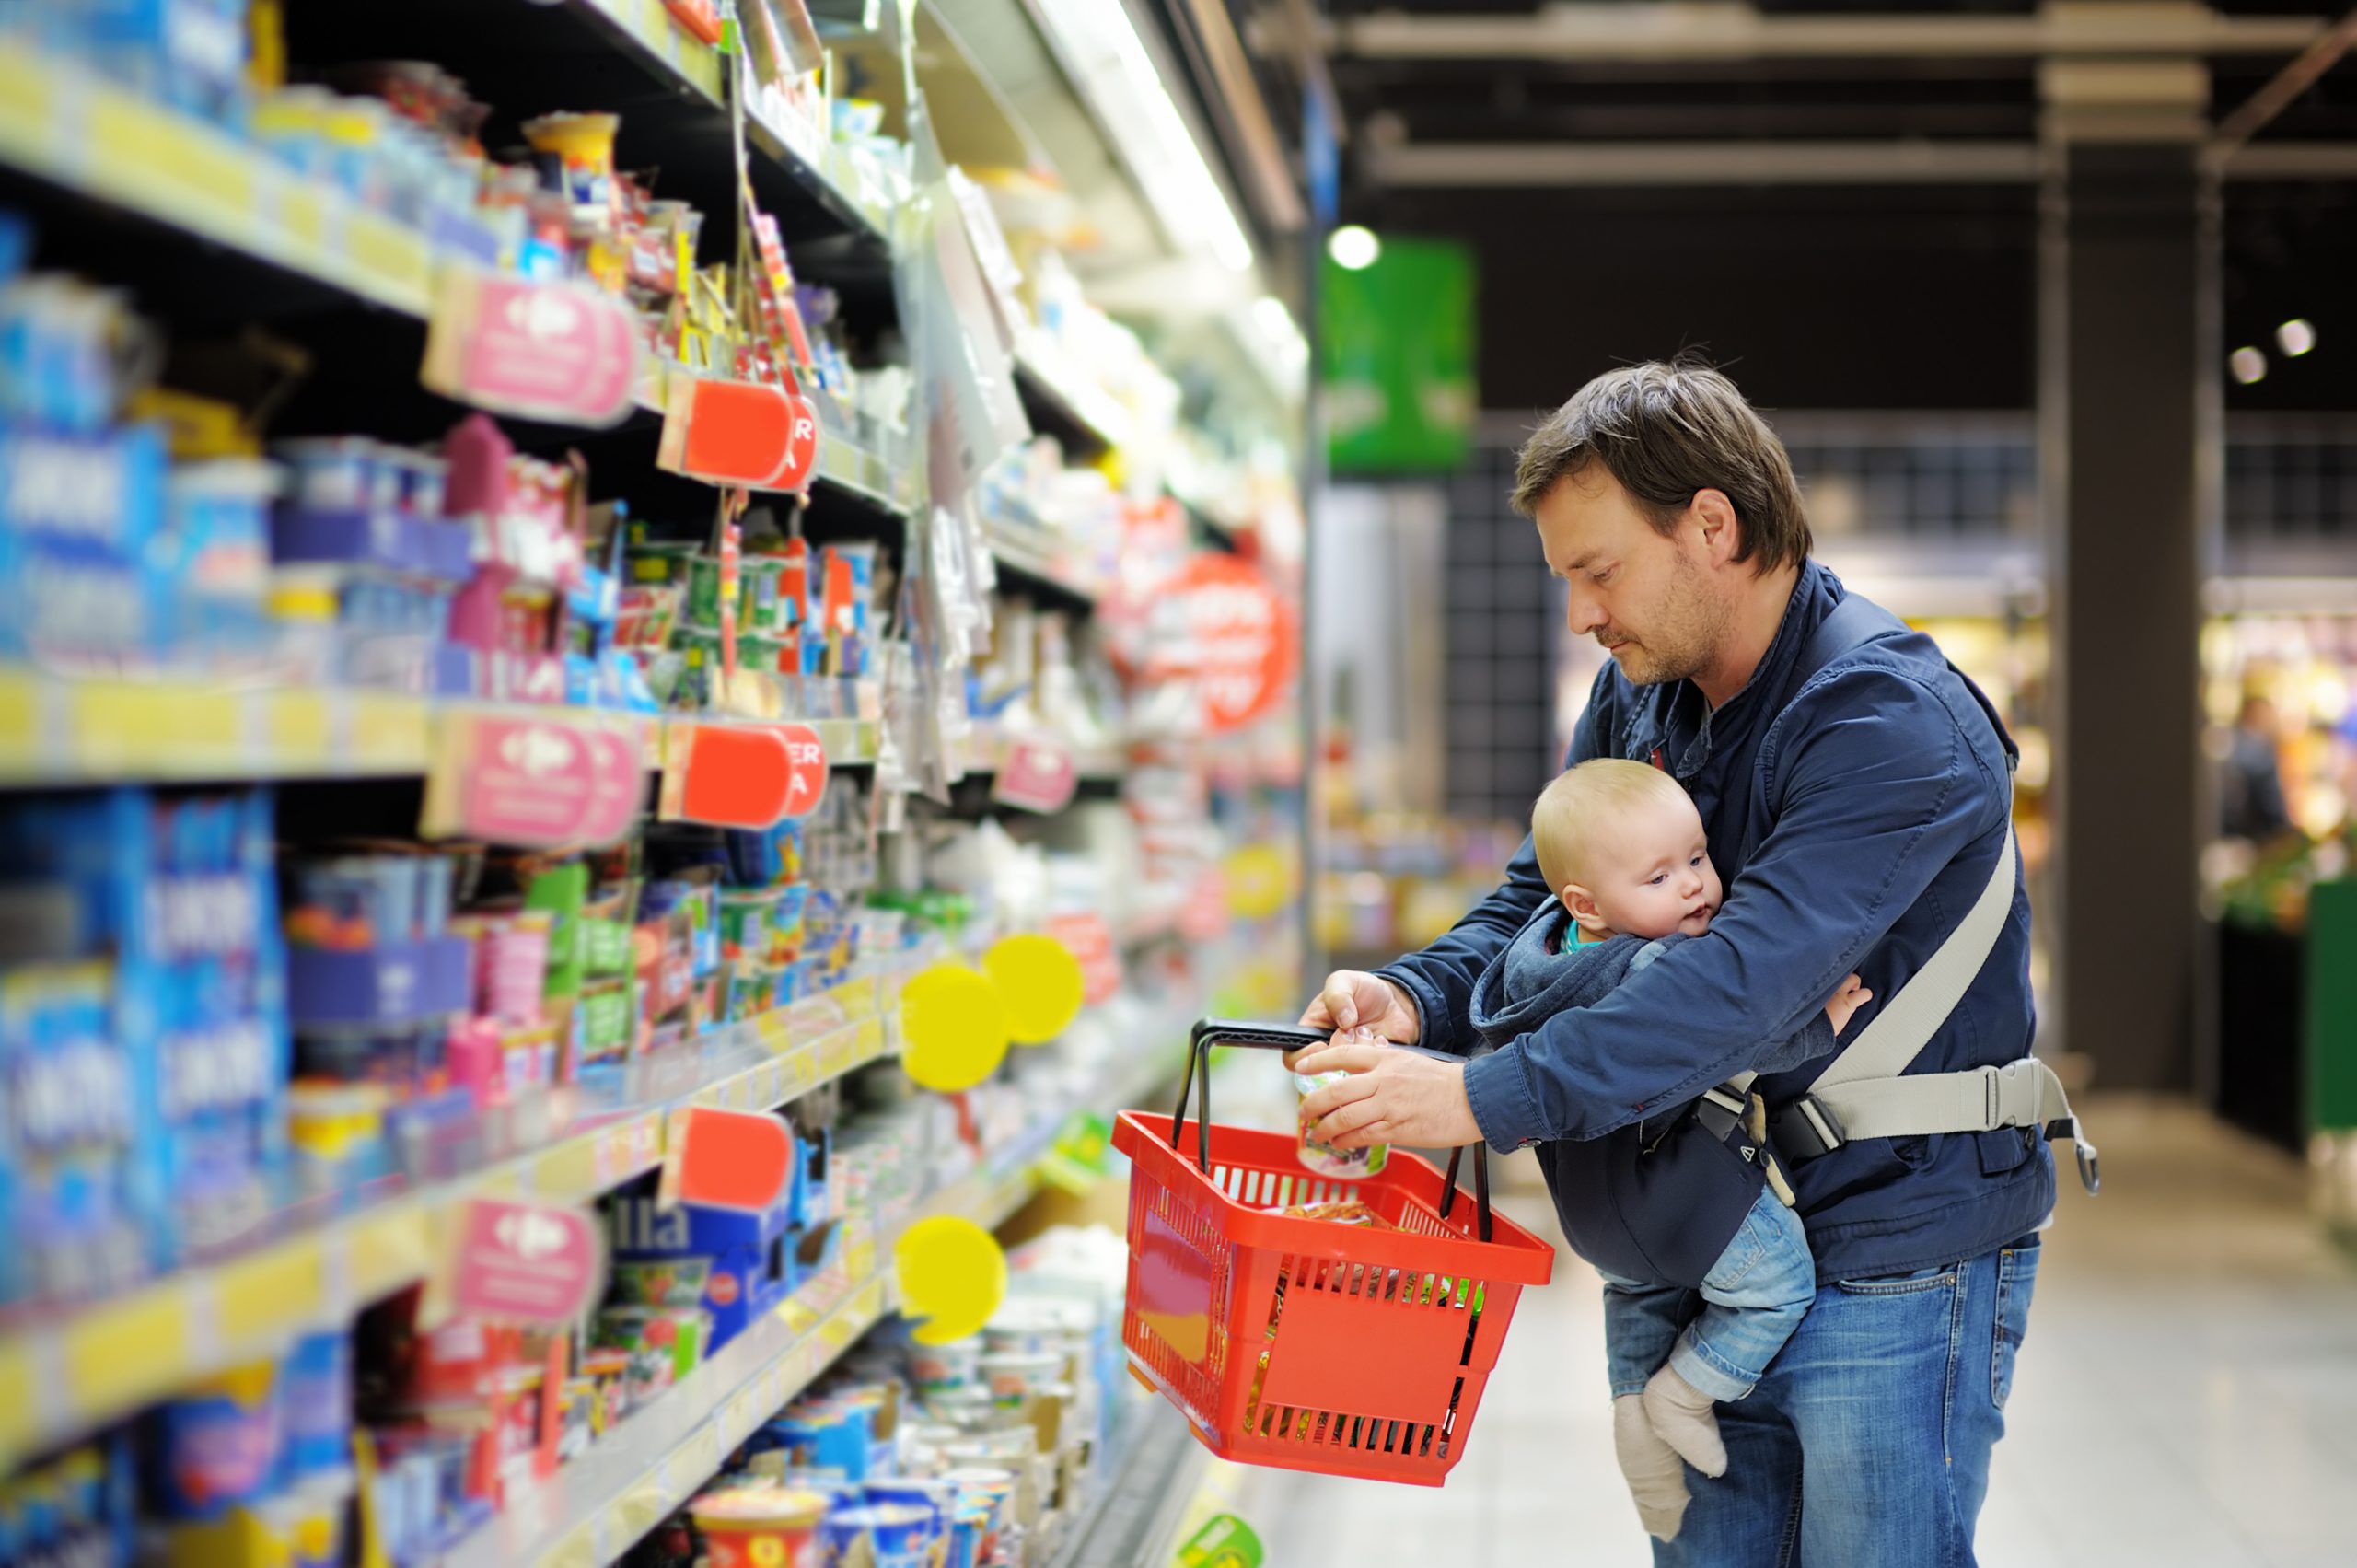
[990,738,1077,814]
[657,377,821,492]
[660,720,830,827]
[452,1199,603,1324]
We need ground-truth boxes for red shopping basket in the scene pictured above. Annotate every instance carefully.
[1112,1020,1555,1486]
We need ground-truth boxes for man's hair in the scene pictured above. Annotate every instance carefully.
[1532,759,1695,898]
[1510,360,1813,574]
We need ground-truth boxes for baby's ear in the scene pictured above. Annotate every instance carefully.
[1564,884,1609,935]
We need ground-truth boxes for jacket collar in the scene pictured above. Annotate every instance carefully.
[1628,560,1843,780]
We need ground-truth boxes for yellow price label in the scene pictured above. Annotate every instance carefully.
[0,1338,38,1469]
[215,1240,324,1348]
[266,691,333,770]
[66,1287,192,1424]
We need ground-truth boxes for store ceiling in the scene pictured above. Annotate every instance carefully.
[1185,0,2357,411]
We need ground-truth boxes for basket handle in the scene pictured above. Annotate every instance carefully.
[1175,1017,1492,1242]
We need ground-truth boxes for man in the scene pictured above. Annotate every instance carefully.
[1295,362,2052,1563]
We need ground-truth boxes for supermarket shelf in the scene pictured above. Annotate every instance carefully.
[446,1230,893,1568]
[0,670,881,786]
[0,48,435,317]
[448,1233,892,1568]
[569,0,890,253]
[984,521,1104,609]
[1014,353,1132,458]
[0,973,899,1472]
[437,996,1207,1567]
[808,428,919,517]
[957,723,1124,786]
[1046,1394,1207,1568]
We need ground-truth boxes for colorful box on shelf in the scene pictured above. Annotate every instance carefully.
[285,937,474,1030]
[270,508,476,581]
[611,1185,798,1354]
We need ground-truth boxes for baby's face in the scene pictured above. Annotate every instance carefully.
[1573,796,1722,939]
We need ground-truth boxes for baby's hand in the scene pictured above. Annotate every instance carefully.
[1825,973,1874,1036]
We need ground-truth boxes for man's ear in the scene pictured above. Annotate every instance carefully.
[1690,487,1743,568]
[1564,883,1611,936]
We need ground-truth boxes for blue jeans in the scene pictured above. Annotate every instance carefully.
[1601,1186,1817,1402]
[1637,1236,2043,1566]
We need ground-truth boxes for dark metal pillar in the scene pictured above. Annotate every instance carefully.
[2040,60,2220,1090]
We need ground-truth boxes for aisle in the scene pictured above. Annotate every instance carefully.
[1241,1097,2357,1567]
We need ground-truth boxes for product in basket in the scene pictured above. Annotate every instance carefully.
[1272,1198,1394,1230]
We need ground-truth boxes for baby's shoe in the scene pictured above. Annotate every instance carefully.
[1642,1364,1728,1478]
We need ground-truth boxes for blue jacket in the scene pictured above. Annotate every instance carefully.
[1467,910,1838,1285]
[1379,561,2052,1285]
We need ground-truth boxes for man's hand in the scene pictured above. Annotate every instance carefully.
[1295,1039,1480,1150]
[1825,972,1874,1037]
[1292,970,1421,1068]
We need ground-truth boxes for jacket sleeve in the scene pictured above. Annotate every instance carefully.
[1369,673,1616,1055]
[1462,664,2008,1147]
[1753,1010,1840,1077]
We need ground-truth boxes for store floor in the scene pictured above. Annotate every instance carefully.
[1235,1096,2357,1566]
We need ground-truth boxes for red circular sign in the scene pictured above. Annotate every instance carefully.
[1169,555,1298,732]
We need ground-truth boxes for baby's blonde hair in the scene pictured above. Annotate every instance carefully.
[1532,759,1695,897]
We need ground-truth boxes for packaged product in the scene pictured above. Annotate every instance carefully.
[820,1502,936,1568]
[688,1483,828,1568]
[1294,1065,1390,1179]
[1274,1198,1393,1230]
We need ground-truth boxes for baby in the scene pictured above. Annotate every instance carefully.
[1468,759,1870,1532]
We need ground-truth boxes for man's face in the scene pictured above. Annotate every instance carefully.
[1534,468,1733,687]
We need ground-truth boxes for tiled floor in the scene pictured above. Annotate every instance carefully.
[1233,1096,2357,1566]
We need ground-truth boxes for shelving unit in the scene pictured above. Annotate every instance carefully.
[0,970,899,1471]
[0,0,1306,1560]
[0,669,882,785]
[440,1002,1202,1568]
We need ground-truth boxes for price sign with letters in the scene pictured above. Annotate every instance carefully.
[421,713,644,848]
[990,737,1077,814]
[422,272,640,428]
[452,1199,603,1324]
[656,377,820,493]
[659,720,830,827]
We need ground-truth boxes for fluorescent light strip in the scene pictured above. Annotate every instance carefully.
[1031,0,1256,273]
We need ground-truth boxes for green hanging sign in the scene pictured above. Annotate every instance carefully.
[1321,236,1477,473]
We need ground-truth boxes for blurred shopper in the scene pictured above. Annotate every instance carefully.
[1295,362,2084,1564]
[2220,693,2293,842]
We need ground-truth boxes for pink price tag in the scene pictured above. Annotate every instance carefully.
[426,273,640,428]
[452,1199,603,1324]
[426,714,643,848]
[992,738,1078,814]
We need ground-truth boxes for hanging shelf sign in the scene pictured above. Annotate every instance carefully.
[421,271,640,428]
[451,1199,604,1325]
[421,711,644,848]
[656,376,821,493]
[989,737,1078,815]
[659,719,830,827]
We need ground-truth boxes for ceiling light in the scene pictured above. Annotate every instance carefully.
[1030,0,1256,274]
[2278,319,2316,357]
[1327,226,1381,271]
[2231,347,2269,385]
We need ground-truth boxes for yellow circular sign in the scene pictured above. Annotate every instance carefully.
[1223,843,1293,923]
[894,1214,1007,1345]
[900,962,1010,1091]
[983,933,1086,1045]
